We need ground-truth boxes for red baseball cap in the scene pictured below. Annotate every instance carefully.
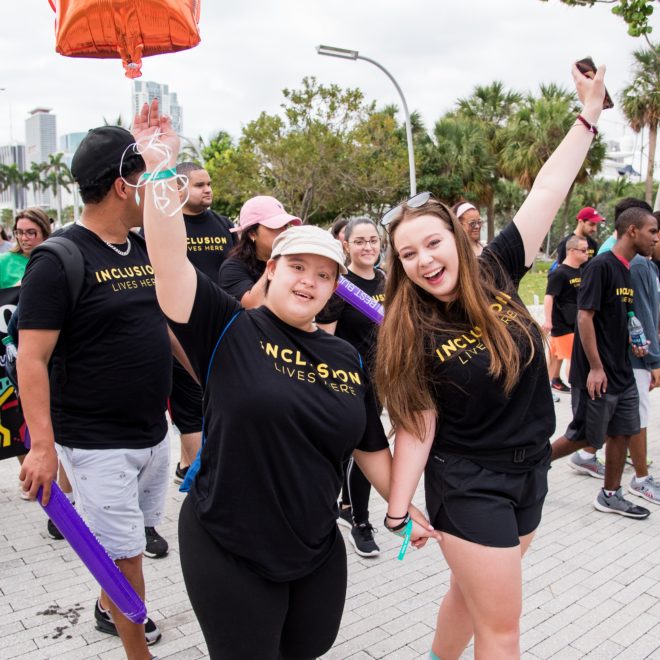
[576,207,604,223]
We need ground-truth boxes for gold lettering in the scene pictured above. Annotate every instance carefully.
[265,343,278,359]
[348,372,361,385]
[317,363,329,378]
[281,348,293,363]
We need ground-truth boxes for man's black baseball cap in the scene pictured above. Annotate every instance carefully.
[71,126,145,186]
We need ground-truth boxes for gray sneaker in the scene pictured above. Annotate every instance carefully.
[569,452,605,479]
[593,487,651,519]
[628,476,660,505]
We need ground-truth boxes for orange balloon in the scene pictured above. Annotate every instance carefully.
[48,0,202,79]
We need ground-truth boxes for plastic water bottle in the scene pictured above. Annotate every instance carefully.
[628,311,647,349]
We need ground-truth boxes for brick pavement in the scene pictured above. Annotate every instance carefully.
[1,389,660,659]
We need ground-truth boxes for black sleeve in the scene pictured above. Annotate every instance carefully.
[213,212,236,247]
[545,269,564,297]
[315,292,346,324]
[168,270,242,385]
[479,222,529,288]
[556,237,568,264]
[577,259,604,312]
[218,258,256,302]
[18,252,70,330]
[355,380,388,452]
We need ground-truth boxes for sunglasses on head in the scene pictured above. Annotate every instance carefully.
[380,191,438,230]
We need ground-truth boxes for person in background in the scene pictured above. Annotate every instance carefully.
[317,217,386,557]
[0,209,51,287]
[551,206,658,519]
[0,227,13,253]
[625,208,660,505]
[556,206,603,263]
[452,201,483,255]
[543,235,589,394]
[330,216,349,243]
[218,196,301,307]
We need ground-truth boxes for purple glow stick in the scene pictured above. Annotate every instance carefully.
[25,430,146,624]
[336,275,384,325]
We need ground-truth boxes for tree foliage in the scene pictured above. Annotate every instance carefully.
[538,0,655,39]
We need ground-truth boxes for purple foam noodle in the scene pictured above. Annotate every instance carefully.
[335,276,384,325]
[24,429,146,624]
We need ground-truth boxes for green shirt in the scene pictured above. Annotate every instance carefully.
[0,252,29,288]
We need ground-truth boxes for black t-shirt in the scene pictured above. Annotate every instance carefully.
[569,252,635,393]
[316,269,385,373]
[217,255,266,302]
[182,210,234,280]
[169,272,388,581]
[429,223,554,472]
[557,233,599,263]
[18,225,171,449]
[545,264,582,336]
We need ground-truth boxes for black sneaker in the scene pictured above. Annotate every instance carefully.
[551,379,570,392]
[337,505,353,529]
[144,527,169,558]
[94,600,162,645]
[47,518,64,541]
[349,522,380,557]
[173,462,188,485]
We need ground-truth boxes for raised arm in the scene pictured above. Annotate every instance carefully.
[513,64,606,265]
[133,99,197,323]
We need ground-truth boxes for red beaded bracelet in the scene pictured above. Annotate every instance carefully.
[576,114,598,136]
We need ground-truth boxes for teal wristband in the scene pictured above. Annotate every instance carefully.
[397,518,413,561]
[142,168,177,182]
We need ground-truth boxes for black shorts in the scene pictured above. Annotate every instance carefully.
[169,359,203,434]
[565,384,640,449]
[424,453,550,548]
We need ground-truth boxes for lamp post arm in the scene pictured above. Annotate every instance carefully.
[356,55,417,196]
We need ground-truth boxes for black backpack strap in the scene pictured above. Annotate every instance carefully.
[30,236,85,308]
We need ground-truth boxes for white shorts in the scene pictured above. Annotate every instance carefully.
[57,435,170,560]
[633,368,651,429]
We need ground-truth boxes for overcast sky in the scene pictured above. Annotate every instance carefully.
[0,1,657,155]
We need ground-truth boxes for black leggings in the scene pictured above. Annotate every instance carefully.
[340,456,372,524]
[179,497,347,659]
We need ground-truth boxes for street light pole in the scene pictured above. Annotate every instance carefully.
[316,45,417,196]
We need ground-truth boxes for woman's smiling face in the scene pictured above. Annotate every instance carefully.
[392,213,459,302]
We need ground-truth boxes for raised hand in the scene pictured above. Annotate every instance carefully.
[571,62,606,119]
[132,98,180,170]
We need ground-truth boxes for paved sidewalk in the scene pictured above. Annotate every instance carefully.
[1,389,660,659]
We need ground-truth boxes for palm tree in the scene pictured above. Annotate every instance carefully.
[42,153,73,225]
[620,44,660,205]
[455,82,523,240]
[500,90,606,242]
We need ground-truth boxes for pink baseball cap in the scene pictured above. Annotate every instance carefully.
[230,195,302,233]
[576,207,604,223]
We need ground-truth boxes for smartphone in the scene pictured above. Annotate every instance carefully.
[576,57,614,110]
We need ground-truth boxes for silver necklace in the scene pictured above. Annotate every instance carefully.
[103,237,132,257]
[76,220,132,257]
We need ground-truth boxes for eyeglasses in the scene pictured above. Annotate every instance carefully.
[569,247,588,254]
[467,220,483,230]
[14,229,38,239]
[381,191,438,229]
[349,237,380,248]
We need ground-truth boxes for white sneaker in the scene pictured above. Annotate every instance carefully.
[628,476,660,505]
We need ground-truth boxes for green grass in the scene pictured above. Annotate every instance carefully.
[518,259,552,306]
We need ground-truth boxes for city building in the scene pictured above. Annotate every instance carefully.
[25,108,57,207]
[60,132,86,156]
[132,80,183,133]
[0,144,26,211]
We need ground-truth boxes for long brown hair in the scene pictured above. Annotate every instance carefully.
[375,199,539,439]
